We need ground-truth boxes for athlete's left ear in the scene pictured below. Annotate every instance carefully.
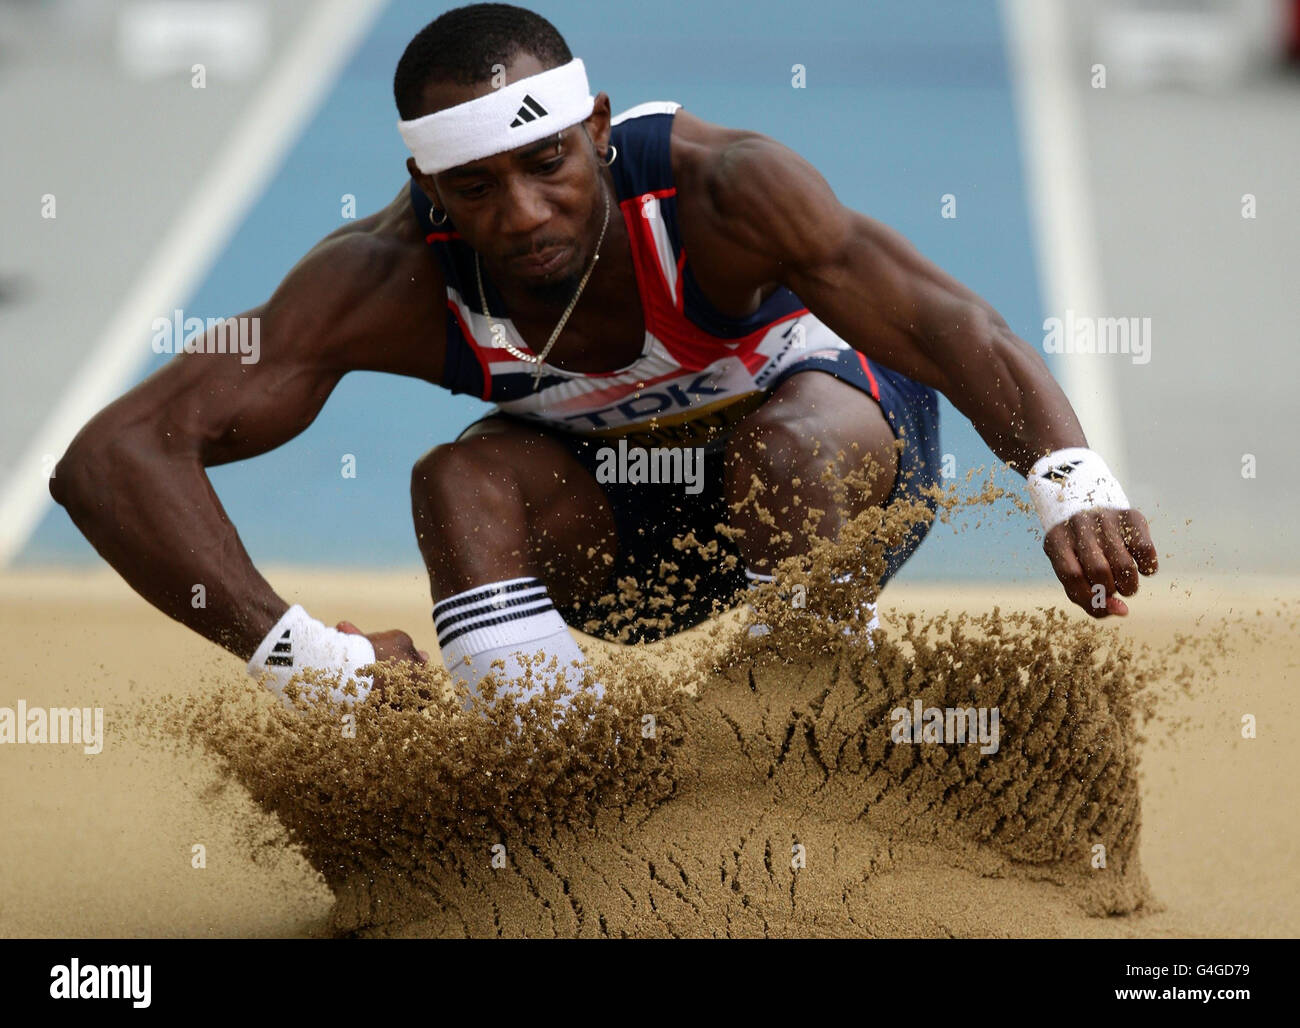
[406,157,433,194]
[405,157,445,209]
[583,92,612,160]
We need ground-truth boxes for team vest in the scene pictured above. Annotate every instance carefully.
[411,100,868,449]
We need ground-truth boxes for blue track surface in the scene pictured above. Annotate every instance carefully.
[21,0,1051,583]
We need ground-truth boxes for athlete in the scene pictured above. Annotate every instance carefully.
[50,4,1157,706]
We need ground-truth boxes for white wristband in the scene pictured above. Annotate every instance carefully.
[247,604,376,707]
[1026,447,1130,533]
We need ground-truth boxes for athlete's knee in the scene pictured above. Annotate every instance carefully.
[410,441,458,505]
[731,398,897,506]
[410,437,523,522]
[728,410,820,479]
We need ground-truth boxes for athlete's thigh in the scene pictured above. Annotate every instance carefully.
[452,416,620,606]
[728,369,898,508]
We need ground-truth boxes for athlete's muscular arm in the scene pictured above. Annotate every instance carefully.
[696,133,1158,617]
[51,197,446,658]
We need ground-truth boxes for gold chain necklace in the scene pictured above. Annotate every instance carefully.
[475,184,611,391]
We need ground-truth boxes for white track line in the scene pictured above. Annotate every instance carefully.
[1002,0,1129,483]
[0,0,386,567]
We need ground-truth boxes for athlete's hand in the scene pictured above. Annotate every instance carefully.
[1043,508,1158,618]
[336,621,431,699]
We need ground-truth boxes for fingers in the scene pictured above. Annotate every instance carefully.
[1120,508,1159,576]
[1097,511,1140,596]
[392,631,429,665]
[1046,507,1160,618]
[1070,514,1117,610]
[372,628,430,665]
[1045,520,1119,619]
[337,623,430,664]
[1044,525,1102,616]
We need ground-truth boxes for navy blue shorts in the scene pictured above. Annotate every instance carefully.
[455,348,941,643]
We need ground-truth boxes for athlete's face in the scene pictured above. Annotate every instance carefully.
[412,53,613,303]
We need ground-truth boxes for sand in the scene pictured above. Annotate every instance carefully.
[1,562,1295,938]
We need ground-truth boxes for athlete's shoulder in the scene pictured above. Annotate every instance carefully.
[607,102,769,211]
[664,109,841,290]
[302,188,444,319]
[306,187,437,288]
[665,108,777,205]
[272,186,446,379]
[673,110,836,237]
[614,102,819,205]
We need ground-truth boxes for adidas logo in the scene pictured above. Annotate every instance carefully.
[266,628,293,667]
[509,94,548,127]
[1043,459,1084,484]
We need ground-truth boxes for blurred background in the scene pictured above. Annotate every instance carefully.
[1,0,1296,586]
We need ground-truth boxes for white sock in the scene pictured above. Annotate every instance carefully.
[744,566,879,644]
[434,577,599,704]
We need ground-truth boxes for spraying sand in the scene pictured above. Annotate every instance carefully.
[1,464,1292,938]
[140,470,1214,937]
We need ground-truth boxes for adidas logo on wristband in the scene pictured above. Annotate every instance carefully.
[1027,448,1130,532]
[247,605,375,708]
[266,629,293,667]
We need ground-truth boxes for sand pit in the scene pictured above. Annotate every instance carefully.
[2,476,1295,939]
[320,606,1157,938]
[145,582,1161,938]
[114,487,1160,937]
[0,566,1295,938]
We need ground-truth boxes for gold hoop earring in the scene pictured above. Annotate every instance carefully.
[429,206,449,227]
[599,144,618,168]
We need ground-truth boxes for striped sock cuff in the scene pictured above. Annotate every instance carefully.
[433,577,563,651]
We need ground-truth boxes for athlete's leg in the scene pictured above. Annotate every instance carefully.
[410,417,619,700]
[726,370,898,571]
[412,417,617,605]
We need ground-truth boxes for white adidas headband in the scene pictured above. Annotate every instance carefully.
[398,57,595,175]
